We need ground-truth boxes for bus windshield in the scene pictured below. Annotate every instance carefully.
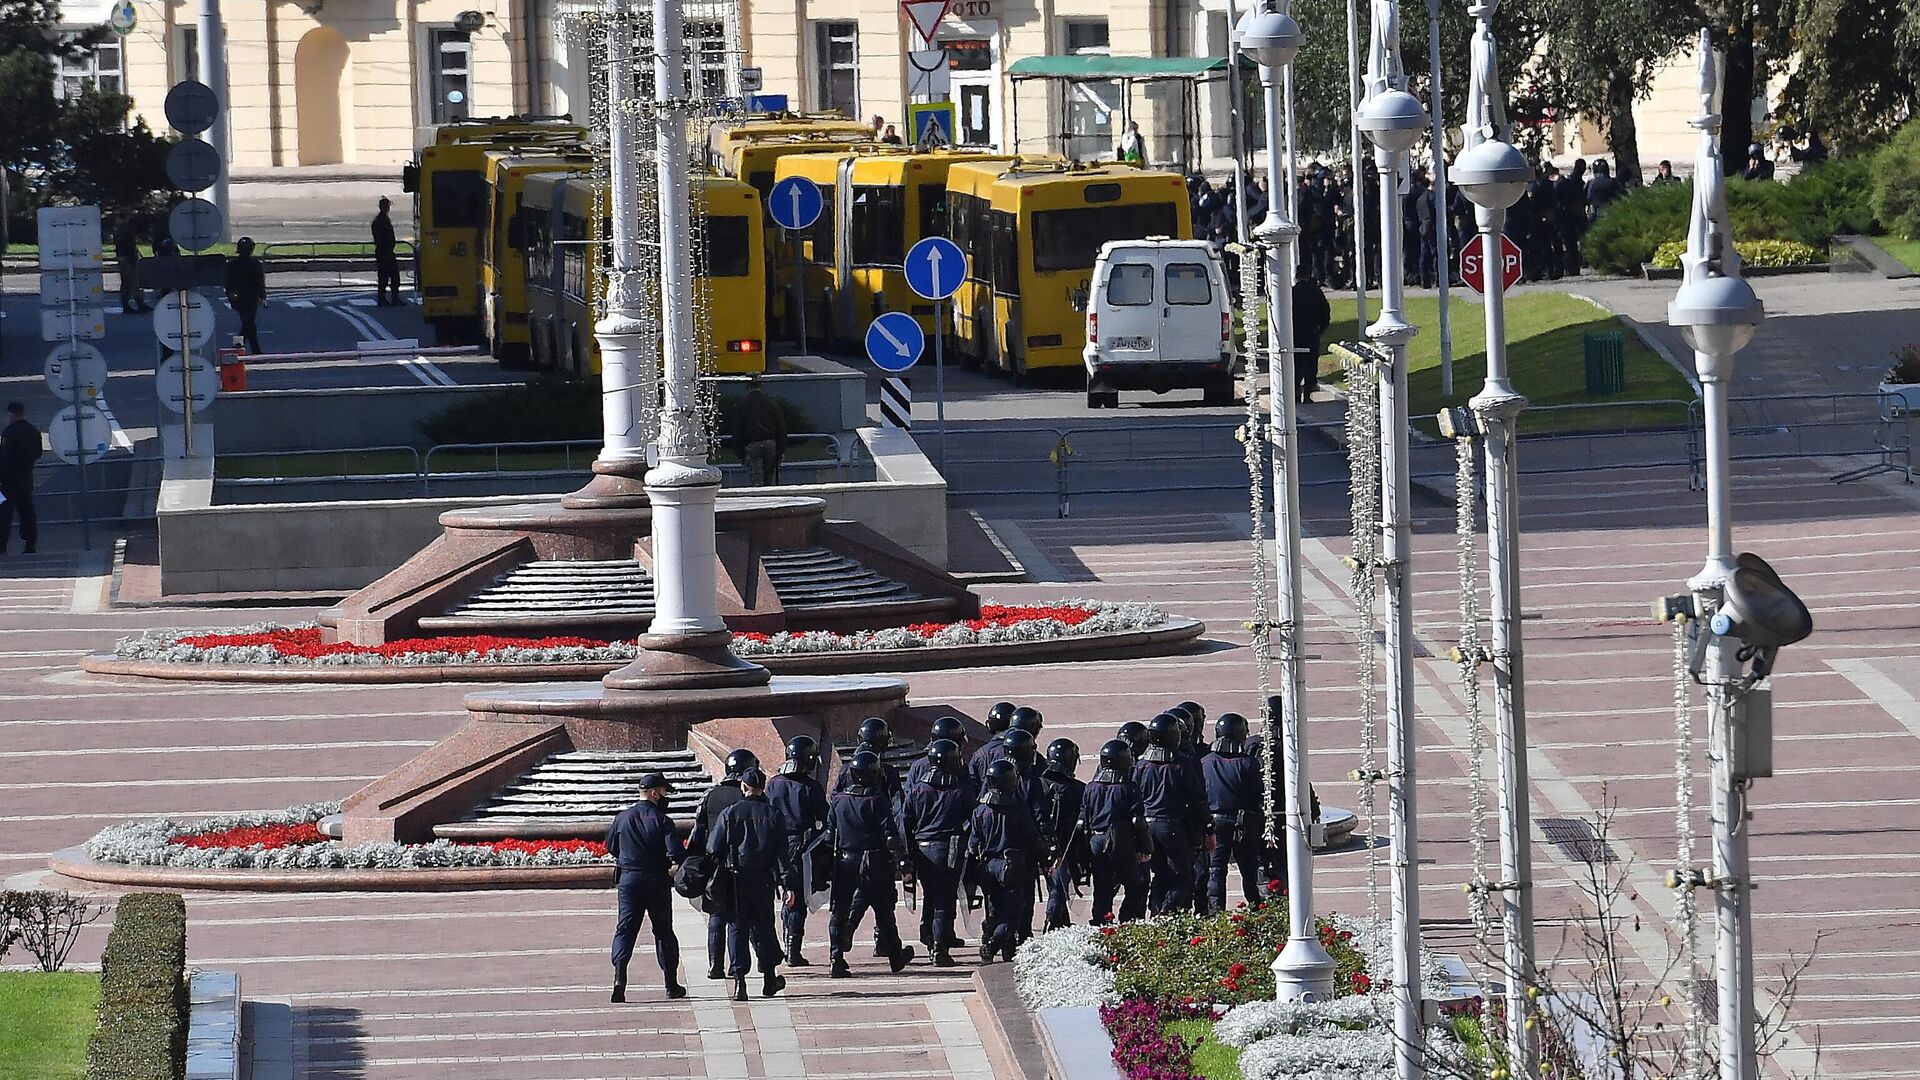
[432,170,489,229]
[1030,202,1179,273]
[703,215,752,277]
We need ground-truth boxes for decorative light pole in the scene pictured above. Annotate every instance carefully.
[1354,2,1429,1074]
[1342,0,1370,327]
[1445,0,1538,1072]
[571,0,658,509]
[1421,0,1454,397]
[1666,30,1766,1080]
[1237,1,1334,1004]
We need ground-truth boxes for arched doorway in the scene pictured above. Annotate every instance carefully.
[295,27,351,165]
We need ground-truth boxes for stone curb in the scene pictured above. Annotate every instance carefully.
[48,846,614,893]
[971,965,1049,1080]
[78,617,1209,684]
[187,971,241,1080]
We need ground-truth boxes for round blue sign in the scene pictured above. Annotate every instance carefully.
[768,176,824,231]
[864,312,926,373]
[905,236,967,301]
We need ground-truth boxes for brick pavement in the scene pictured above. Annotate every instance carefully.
[3,457,1917,1077]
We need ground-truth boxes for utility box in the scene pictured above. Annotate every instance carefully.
[1584,331,1626,395]
[1731,679,1774,780]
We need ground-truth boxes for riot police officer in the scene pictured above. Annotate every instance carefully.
[767,735,828,966]
[968,701,1017,789]
[688,748,758,980]
[968,758,1041,963]
[704,767,790,1001]
[898,738,974,964]
[1134,714,1208,915]
[1117,721,1150,762]
[1079,740,1151,923]
[999,728,1049,942]
[835,717,901,799]
[1009,705,1044,738]
[1168,706,1210,911]
[1202,713,1265,913]
[826,751,917,976]
[1039,738,1086,930]
[907,716,968,788]
[605,771,687,1002]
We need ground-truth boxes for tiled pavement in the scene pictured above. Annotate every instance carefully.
[3,456,1918,1078]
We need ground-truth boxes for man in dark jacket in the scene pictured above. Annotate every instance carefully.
[1080,739,1150,923]
[1038,739,1085,931]
[605,772,687,1001]
[689,749,757,980]
[1133,714,1208,915]
[372,197,402,305]
[734,374,788,486]
[767,736,828,967]
[113,216,148,314]
[898,738,974,964]
[1554,159,1588,275]
[224,236,267,354]
[825,751,916,977]
[1201,714,1265,913]
[705,767,790,1000]
[968,759,1041,964]
[1292,277,1332,405]
[1585,160,1626,222]
[1,403,43,555]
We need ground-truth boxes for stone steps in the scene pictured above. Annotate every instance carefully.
[434,749,714,840]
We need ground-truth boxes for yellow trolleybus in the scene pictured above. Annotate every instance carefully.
[945,160,1192,378]
[480,148,596,364]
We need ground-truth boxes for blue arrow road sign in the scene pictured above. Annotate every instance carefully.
[767,176,823,231]
[905,236,966,301]
[865,312,925,373]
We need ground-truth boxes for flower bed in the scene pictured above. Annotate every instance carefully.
[85,804,612,871]
[109,600,1168,667]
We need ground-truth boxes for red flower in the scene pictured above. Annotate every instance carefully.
[1100,926,1117,936]
[1352,973,1372,993]
[1108,954,1120,964]
[1188,935,1205,946]
[1235,929,1247,938]
[170,823,323,849]
[1266,878,1284,893]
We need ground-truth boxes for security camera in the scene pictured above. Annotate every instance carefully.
[454,10,487,33]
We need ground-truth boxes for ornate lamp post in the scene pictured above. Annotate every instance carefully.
[1237,1,1334,1004]
[1445,0,1538,1073]
[1354,2,1428,1074]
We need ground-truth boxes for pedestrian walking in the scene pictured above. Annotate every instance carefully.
[825,751,917,977]
[1000,728,1049,944]
[1038,739,1086,931]
[0,403,44,555]
[905,716,968,789]
[898,738,974,964]
[113,216,148,314]
[704,766,790,1001]
[1292,275,1332,405]
[732,373,787,486]
[1525,166,1559,280]
[605,772,688,1002]
[688,748,757,980]
[1080,738,1150,923]
[1555,159,1589,275]
[372,197,402,305]
[224,236,267,354]
[767,735,828,967]
[968,758,1041,964]
[1201,713,1264,913]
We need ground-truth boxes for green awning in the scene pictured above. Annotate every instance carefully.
[1005,55,1250,81]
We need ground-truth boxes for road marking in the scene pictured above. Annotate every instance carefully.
[347,297,378,308]
[286,299,315,309]
[0,739,434,759]
[0,774,379,791]
[322,305,455,387]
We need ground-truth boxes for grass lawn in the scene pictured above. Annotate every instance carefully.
[1317,291,1696,432]
[1164,1018,1245,1080]
[0,971,99,1080]
[1872,235,1920,274]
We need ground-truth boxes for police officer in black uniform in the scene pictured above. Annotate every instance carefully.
[705,767,790,1001]
[1202,713,1265,913]
[1117,721,1150,763]
[605,771,687,1002]
[898,738,974,964]
[907,716,968,788]
[968,701,1017,789]
[688,748,758,980]
[835,717,901,799]
[968,758,1041,964]
[767,735,828,967]
[1009,705,1044,739]
[1170,703,1210,912]
[1080,739,1152,923]
[1038,738,1086,930]
[999,728,1049,944]
[826,751,917,977]
[1134,714,1208,915]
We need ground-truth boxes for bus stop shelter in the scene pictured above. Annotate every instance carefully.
[1005,54,1255,167]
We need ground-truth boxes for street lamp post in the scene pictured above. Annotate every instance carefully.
[1238,2,1335,1004]
[1666,31,1765,1080]
[1446,0,1538,1072]
[1355,1,1429,1075]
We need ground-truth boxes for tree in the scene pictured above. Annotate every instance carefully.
[1770,0,1920,151]
[1524,0,1699,184]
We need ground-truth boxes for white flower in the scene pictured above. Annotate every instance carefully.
[1012,925,1115,1009]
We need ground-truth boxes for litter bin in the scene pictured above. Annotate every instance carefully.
[1584,331,1626,395]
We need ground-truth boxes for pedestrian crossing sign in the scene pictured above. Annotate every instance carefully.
[909,102,954,149]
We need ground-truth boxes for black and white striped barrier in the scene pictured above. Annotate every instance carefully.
[881,377,912,429]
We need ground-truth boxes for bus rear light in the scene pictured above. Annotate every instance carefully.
[727,339,762,353]
[1088,313,1098,345]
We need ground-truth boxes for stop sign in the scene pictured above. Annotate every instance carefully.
[1460,234,1524,295]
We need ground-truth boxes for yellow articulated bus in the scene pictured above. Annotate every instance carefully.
[520,171,768,377]
[718,134,871,335]
[704,113,874,183]
[401,116,586,343]
[481,149,597,365]
[945,160,1193,379]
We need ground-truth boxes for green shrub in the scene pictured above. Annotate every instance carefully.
[1781,153,1881,237]
[418,376,821,448]
[86,893,186,1080]
[1872,121,1920,239]
[1582,180,1695,276]
[1584,159,1875,274]
[1103,888,1370,1006]
[1649,238,1826,269]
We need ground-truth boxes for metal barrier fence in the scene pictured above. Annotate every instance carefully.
[28,454,162,527]
[258,240,417,289]
[1691,392,1914,489]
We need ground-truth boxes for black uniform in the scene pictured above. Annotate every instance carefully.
[1134,751,1207,915]
[0,415,43,555]
[372,206,401,305]
[1079,771,1150,923]
[704,792,792,979]
[825,786,909,964]
[766,769,828,959]
[833,754,901,801]
[1038,766,1086,930]
[898,770,975,955]
[605,799,685,990]
[224,251,267,354]
[689,779,745,974]
[1292,278,1332,404]
[967,789,1041,960]
[966,735,1008,791]
[1522,178,1557,280]
[1202,744,1265,912]
[1553,166,1588,274]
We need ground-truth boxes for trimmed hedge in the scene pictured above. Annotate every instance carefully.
[86,893,186,1080]
[1872,121,1920,240]
[1650,238,1827,269]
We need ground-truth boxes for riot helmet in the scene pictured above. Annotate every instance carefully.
[723,748,760,780]
[1045,737,1080,776]
[1117,721,1149,758]
[1002,727,1038,765]
[1009,705,1044,736]
[926,738,962,775]
[857,716,891,751]
[848,749,883,791]
[930,715,966,750]
[1213,712,1250,754]
[1147,713,1183,750]
[1096,738,1135,777]
[986,701,1017,733]
[782,734,820,776]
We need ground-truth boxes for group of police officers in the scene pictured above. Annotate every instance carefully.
[603,699,1282,1002]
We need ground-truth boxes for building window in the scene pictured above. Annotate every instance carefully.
[813,21,858,115]
[176,27,200,84]
[54,36,123,99]
[427,28,472,124]
[687,19,729,101]
[1062,19,1115,161]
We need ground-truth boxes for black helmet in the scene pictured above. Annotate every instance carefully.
[1176,701,1206,725]
[1147,713,1183,750]
[1213,712,1250,753]
[930,715,966,749]
[1010,705,1044,735]
[926,738,962,774]
[1096,738,1135,775]
[984,756,1018,791]
[1002,727,1037,765]
[1117,721,1149,758]
[848,750,883,790]
[782,734,820,775]
[986,701,1017,733]
[724,748,760,780]
[858,716,891,751]
[1045,738,1080,774]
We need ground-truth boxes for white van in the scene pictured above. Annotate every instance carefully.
[1082,238,1236,408]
